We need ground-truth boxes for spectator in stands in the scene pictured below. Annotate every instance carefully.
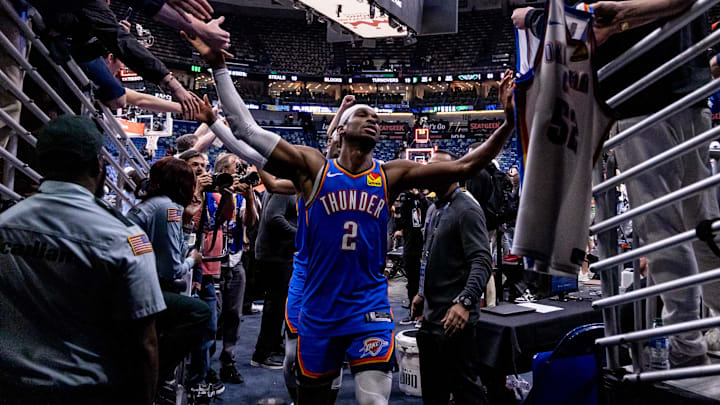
[394,189,429,324]
[28,0,218,115]
[212,153,260,384]
[513,0,720,367]
[179,149,233,397]
[125,157,214,400]
[0,115,166,405]
[85,48,183,113]
[411,150,491,405]
[252,190,297,369]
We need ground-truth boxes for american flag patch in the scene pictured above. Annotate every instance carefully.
[167,208,182,222]
[128,234,153,256]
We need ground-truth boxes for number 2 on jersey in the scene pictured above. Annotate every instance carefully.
[342,221,358,251]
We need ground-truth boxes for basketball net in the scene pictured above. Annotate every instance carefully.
[145,135,160,151]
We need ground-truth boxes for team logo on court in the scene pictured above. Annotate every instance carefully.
[359,337,389,358]
[366,172,382,187]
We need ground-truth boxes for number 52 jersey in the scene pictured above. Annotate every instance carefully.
[512,0,614,276]
[300,159,393,337]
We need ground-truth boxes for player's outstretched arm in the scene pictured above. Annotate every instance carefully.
[384,70,515,199]
[193,93,268,169]
[181,32,325,190]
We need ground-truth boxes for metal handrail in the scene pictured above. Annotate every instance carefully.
[590,220,720,272]
[590,173,720,234]
[0,183,22,201]
[602,77,720,152]
[598,0,720,81]
[596,316,720,346]
[593,267,720,310]
[593,125,720,194]
[0,30,72,114]
[607,27,720,107]
[623,364,720,383]
[0,107,37,146]
[0,68,49,123]
[0,145,41,182]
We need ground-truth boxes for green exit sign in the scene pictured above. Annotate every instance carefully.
[190,65,201,73]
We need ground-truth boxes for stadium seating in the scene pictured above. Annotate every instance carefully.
[108,3,514,77]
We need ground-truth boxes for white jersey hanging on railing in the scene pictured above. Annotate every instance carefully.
[512,0,614,276]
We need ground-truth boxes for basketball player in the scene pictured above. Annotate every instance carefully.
[257,95,357,402]
[183,32,515,405]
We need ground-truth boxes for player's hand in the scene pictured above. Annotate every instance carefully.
[119,19,132,33]
[192,93,217,125]
[442,303,469,336]
[511,7,533,29]
[172,85,200,119]
[410,295,424,320]
[167,0,213,22]
[190,249,203,266]
[340,95,356,110]
[498,69,515,124]
[192,281,202,292]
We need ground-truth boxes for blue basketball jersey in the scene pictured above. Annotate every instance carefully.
[300,159,392,337]
[286,195,307,334]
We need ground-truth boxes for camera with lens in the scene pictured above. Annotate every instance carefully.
[204,172,235,192]
[237,171,260,187]
[204,169,260,192]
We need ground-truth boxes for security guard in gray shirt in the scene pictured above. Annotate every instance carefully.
[0,115,166,405]
[127,157,212,387]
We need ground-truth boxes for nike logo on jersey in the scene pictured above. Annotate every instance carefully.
[319,189,386,219]
[326,172,343,177]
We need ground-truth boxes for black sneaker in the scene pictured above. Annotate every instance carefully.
[250,354,284,370]
[399,316,413,325]
[220,362,244,384]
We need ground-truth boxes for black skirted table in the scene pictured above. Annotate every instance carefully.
[476,293,603,375]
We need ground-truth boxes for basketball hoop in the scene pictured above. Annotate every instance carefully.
[406,147,434,164]
[116,112,172,156]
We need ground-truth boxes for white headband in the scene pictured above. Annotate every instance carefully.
[338,104,374,127]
